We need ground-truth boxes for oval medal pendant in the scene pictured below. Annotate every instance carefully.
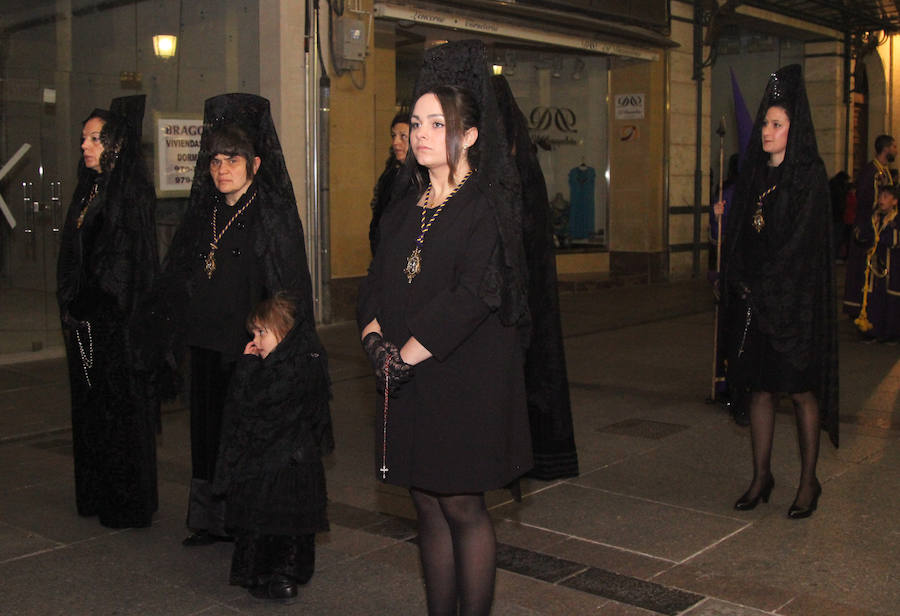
[205,246,217,279]
[751,206,765,233]
[405,247,422,283]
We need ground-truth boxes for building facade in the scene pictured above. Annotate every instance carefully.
[1,0,899,355]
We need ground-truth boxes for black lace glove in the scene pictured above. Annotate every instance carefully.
[362,332,413,392]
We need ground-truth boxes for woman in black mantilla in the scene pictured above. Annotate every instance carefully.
[57,95,159,528]
[157,93,325,547]
[723,65,838,519]
[358,41,532,616]
[369,111,410,256]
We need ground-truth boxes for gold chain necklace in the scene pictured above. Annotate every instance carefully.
[866,208,898,279]
[404,170,473,284]
[752,184,777,233]
[874,159,893,187]
[205,191,257,279]
[76,183,100,229]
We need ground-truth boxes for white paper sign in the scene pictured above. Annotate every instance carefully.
[615,93,645,120]
[155,113,203,197]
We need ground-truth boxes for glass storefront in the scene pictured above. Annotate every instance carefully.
[0,0,261,356]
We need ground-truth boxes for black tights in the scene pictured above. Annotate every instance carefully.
[410,489,496,616]
[745,390,821,507]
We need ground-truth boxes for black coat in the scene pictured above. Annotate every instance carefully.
[358,177,533,493]
[57,167,159,528]
[724,159,839,447]
[212,323,333,536]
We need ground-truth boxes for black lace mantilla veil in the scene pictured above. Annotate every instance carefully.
[395,40,529,329]
[157,93,321,382]
[58,95,157,323]
[723,64,839,447]
[493,75,579,479]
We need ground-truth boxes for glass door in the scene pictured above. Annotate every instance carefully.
[1,0,266,356]
[0,66,70,357]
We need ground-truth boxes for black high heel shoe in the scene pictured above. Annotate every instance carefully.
[734,475,774,511]
[788,482,821,519]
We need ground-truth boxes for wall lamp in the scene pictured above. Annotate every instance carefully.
[153,34,178,59]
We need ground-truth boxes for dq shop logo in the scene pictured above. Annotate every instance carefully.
[529,106,578,133]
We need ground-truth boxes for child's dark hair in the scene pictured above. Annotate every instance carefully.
[246,292,296,340]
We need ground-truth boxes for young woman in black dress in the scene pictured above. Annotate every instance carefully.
[723,65,838,519]
[359,84,532,615]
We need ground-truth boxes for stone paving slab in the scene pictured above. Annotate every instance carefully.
[1,280,898,614]
[493,482,748,564]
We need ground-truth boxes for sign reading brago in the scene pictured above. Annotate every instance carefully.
[154,112,203,197]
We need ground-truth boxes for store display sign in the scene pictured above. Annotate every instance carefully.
[154,113,203,197]
[614,93,645,120]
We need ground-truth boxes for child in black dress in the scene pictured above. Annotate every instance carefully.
[213,292,333,602]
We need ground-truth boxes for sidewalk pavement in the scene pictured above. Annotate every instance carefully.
[1,278,898,615]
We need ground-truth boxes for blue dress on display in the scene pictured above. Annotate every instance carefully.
[568,164,596,239]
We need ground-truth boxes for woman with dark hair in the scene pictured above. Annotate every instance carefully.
[157,94,332,569]
[57,95,159,528]
[369,112,410,255]
[723,65,838,520]
[359,41,532,616]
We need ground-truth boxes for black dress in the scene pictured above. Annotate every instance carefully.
[358,176,533,493]
[57,166,159,529]
[183,187,265,535]
[724,159,839,446]
[728,164,818,392]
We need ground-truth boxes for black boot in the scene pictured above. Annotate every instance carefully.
[250,574,298,602]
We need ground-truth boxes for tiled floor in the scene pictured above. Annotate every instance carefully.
[1,278,898,615]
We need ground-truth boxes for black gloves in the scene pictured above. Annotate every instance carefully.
[362,332,413,392]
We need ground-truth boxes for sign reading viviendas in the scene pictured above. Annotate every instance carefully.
[154,112,203,197]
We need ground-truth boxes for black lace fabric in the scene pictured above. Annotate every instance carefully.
[212,322,332,537]
[56,95,160,527]
[493,75,579,479]
[723,65,839,447]
[155,93,321,381]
